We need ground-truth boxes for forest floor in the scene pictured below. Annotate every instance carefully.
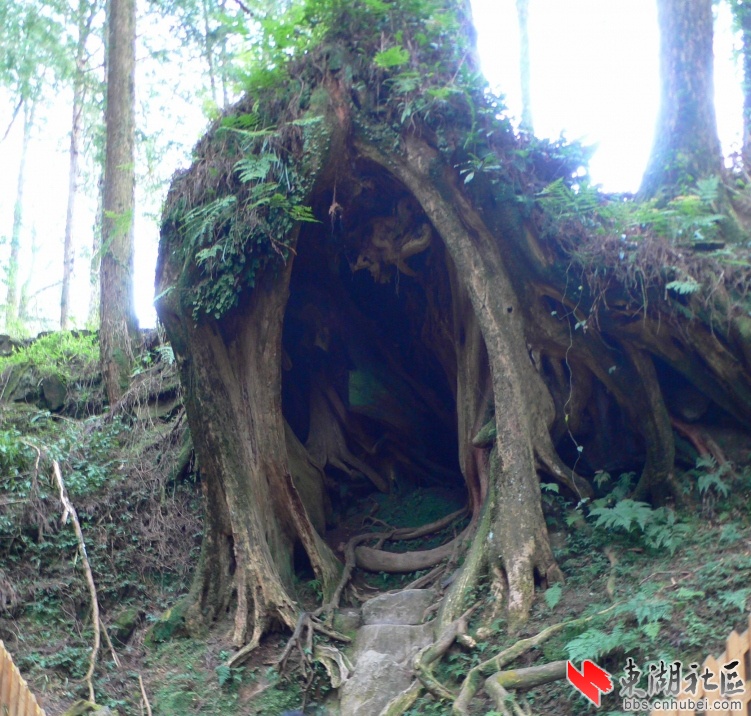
[2,332,751,716]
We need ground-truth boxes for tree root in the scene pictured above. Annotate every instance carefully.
[276,611,351,680]
[351,507,468,573]
[671,417,733,471]
[355,529,470,573]
[452,605,617,715]
[485,661,567,715]
[377,681,422,716]
[412,607,476,703]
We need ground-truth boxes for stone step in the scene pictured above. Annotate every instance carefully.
[361,588,435,626]
[352,622,434,665]
[339,651,412,716]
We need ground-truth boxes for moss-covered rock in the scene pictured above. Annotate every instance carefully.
[111,606,143,645]
[145,597,191,646]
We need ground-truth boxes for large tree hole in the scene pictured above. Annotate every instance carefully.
[282,177,466,559]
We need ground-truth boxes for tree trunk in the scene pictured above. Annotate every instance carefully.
[156,248,341,653]
[5,101,35,333]
[155,0,751,665]
[61,0,96,330]
[639,0,722,199]
[516,0,533,133]
[100,0,138,402]
[731,0,751,171]
[61,77,84,330]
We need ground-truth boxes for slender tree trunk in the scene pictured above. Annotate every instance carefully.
[5,101,35,332]
[516,0,533,133]
[61,0,96,330]
[732,1,751,171]
[639,0,722,199]
[18,225,39,323]
[100,0,138,402]
[88,172,103,327]
[62,81,84,329]
[200,0,218,106]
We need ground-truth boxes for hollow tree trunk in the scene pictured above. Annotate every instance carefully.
[156,247,341,655]
[358,135,563,628]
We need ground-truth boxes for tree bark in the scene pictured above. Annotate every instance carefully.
[358,135,563,629]
[100,0,138,402]
[5,101,35,333]
[639,0,722,199]
[731,0,751,171]
[156,245,341,656]
[516,0,533,133]
[61,0,96,329]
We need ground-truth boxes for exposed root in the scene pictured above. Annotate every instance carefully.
[484,679,533,716]
[413,607,475,702]
[276,611,351,681]
[452,605,617,715]
[377,680,422,716]
[671,417,733,471]
[485,661,567,714]
[355,529,470,573]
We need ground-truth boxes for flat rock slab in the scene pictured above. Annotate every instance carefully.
[339,650,412,716]
[362,588,435,626]
[352,622,434,665]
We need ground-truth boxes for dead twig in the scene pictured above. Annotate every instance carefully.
[53,460,100,703]
[100,618,121,667]
[139,674,153,716]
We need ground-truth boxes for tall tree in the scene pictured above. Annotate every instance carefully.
[61,0,102,329]
[729,0,751,170]
[100,0,138,402]
[516,0,533,133]
[5,101,35,331]
[640,0,723,199]
[0,1,66,331]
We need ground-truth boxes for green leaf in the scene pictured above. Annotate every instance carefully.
[374,46,410,68]
[544,583,562,610]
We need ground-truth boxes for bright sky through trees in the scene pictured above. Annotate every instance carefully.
[473,0,743,193]
[0,0,745,330]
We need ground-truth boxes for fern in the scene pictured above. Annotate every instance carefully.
[566,625,639,662]
[182,195,237,248]
[665,278,701,295]
[588,499,654,533]
[718,588,751,613]
[544,583,562,610]
[374,45,410,68]
[693,455,731,498]
[235,153,280,184]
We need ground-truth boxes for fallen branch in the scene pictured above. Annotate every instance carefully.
[99,618,121,668]
[139,674,153,716]
[53,460,100,703]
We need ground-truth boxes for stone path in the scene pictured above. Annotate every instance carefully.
[337,589,436,716]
